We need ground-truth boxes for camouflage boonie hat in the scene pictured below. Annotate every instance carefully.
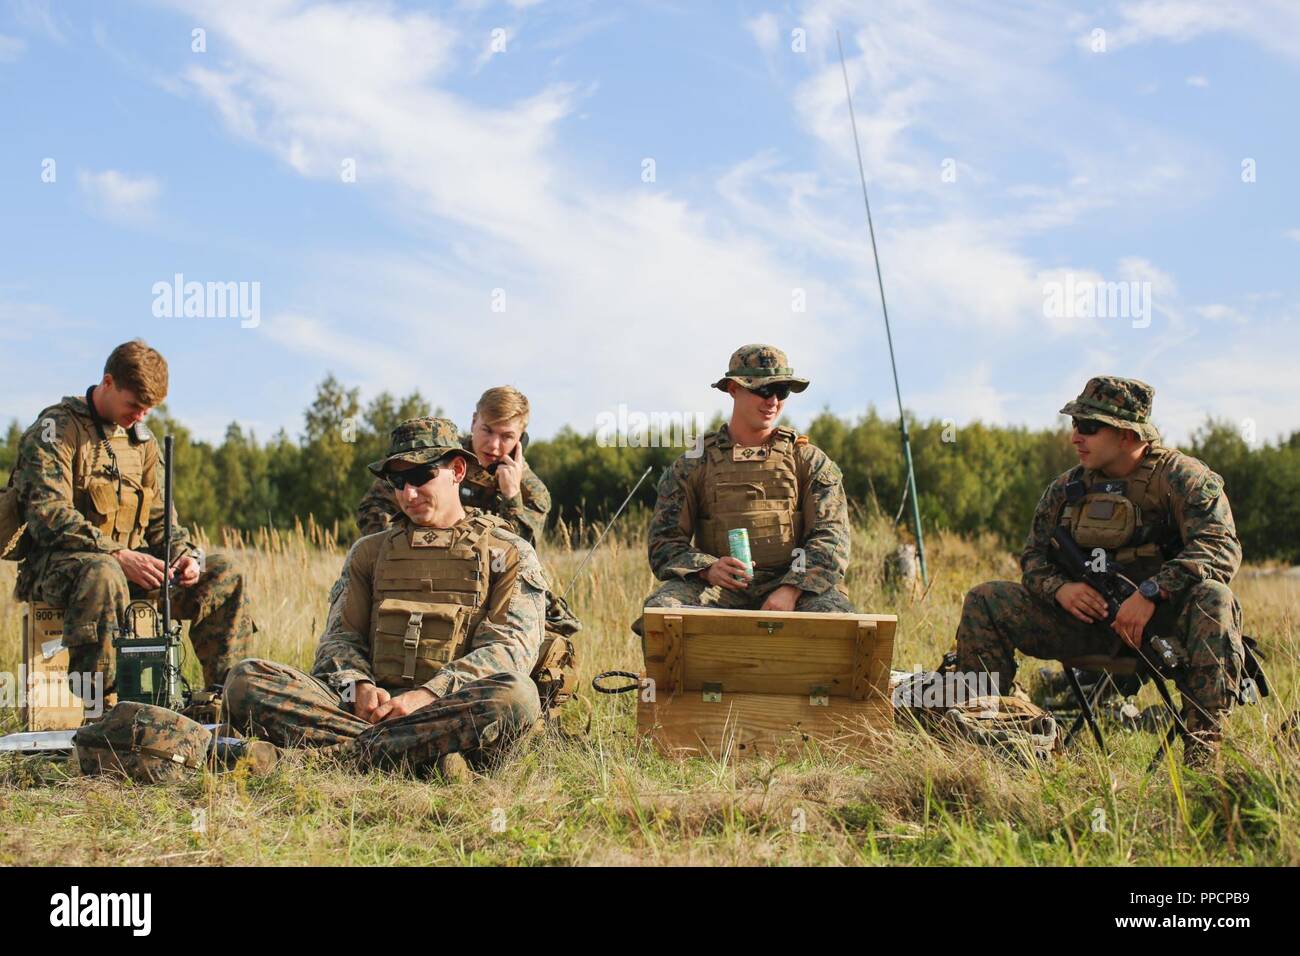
[1059,376,1160,442]
[367,416,478,477]
[74,702,210,784]
[712,344,809,393]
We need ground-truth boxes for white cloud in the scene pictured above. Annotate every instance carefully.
[1102,0,1300,61]
[163,0,856,436]
[0,33,24,62]
[1284,229,1300,243]
[1195,304,1248,323]
[1185,74,1209,87]
[11,0,65,44]
[746,12,780,53]
[158,0,1299,442]
[76,169,161,223]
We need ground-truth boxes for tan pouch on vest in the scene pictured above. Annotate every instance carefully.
[86,478,119,533]
[371,598,467,687]
[114,485,151,539]
[1070,493,1137,550]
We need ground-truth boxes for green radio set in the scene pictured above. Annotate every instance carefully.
[111,434,187,711]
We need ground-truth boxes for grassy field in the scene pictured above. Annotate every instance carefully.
[1,519,1297,866]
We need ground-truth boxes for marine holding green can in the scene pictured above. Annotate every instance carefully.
[633,344,855,635]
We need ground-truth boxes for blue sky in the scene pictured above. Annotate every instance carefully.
[2,0,1297,447]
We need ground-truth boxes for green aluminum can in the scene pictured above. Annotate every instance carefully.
[727,528,753,574]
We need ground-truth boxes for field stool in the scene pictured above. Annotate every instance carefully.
[1060,651,1186,772]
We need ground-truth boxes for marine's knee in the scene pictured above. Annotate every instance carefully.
[796,589,855,613]
[489,671,541,726]
[196,551,242,587]
[76,554,130,599]
[222,658,278,722]
[966,580,1015,606]
[1184,580,1236,620]
[643,579,695,608]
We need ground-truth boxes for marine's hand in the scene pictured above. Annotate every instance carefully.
[495,442,524,499]
[760,584,801,612]
[113,549,166,589]
[1111,591,1155,651]
[372,688,435,722]
[1055,582,1109,624]
[352,681,390,722]
[173,554,201,587]
[703,556,752,591]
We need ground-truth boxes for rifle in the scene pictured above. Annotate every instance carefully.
[1049,525,1182,676]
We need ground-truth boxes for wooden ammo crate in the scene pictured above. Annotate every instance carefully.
[638,607,896,758]
[21,602,84,731]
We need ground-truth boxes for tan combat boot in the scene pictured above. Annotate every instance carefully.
[436,751,472,784]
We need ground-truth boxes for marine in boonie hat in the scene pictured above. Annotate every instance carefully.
[366,416,480,478]
[1059,376,1161,442]
[711,344,810,393]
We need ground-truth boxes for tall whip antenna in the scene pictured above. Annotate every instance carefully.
[836,28,928,586]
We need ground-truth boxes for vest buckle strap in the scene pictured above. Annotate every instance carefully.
[402,611,423,682]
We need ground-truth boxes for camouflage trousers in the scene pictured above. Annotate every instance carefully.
[951,579,1244,754]
[632,571,855,636]
[27,550,254,688]
[223,659,541,773]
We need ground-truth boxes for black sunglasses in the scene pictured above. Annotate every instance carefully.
[1072,418,1105,436]
[748,383,792,401]
[384,462,443,490]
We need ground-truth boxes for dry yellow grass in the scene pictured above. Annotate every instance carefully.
[1,519,1296,866]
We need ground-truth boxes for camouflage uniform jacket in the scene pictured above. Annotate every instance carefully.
[12,393,191,596]
[646,424,850,595]
[355,434,550,542]
[312,508,548,699]
[1020,443,1241,604]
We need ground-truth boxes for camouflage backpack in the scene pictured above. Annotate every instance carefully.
[533,589,581,714]
[74,702,210,783]
[891,670,1060,763]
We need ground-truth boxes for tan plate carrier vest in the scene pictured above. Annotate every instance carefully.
[695,427,803,571]
[72,408,157,551]
[1059,446,1179,581]
[368,513,503,689]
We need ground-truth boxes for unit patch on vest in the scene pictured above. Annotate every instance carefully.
[410,528,453,548]
[732,444,771,462]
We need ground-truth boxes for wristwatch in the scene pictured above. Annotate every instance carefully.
[1138,579,1165,605]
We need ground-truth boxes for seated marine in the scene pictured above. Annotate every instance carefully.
[633,344,855,636]
[224,417,550,778]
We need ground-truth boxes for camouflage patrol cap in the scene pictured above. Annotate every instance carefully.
[1059,376,1160,442]
[711,344,810,393]
[74,702,210,784]
[367,416,477,477]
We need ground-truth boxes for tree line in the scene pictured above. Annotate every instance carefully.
[3,376,1297,562]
